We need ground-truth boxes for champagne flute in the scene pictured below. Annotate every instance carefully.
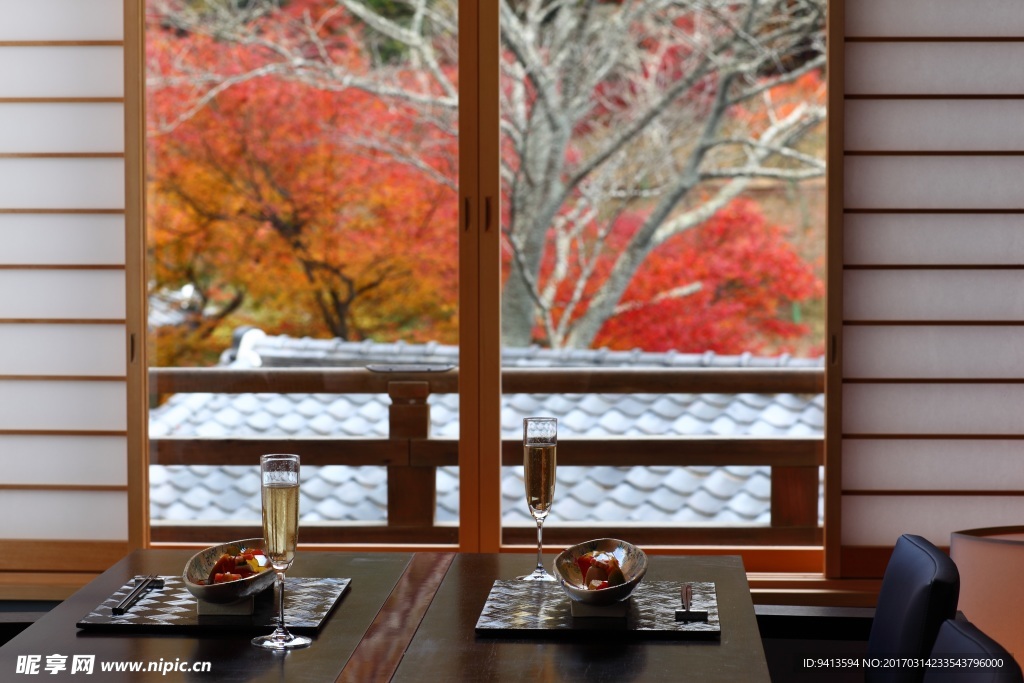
[252,454,311,650]
[518,417,557,581]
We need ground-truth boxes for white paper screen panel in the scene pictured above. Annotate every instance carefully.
[0,103,124,154]
[0,0,123,40]
[0,47,123,99]
[0,435,126,486]
[0,324,124,377]
[0,271,124,319]
[844,215,1024,266]
[846,43,1024,96]
[0,380,125,431]
[0,159,124,210]
[0,491,127,540]
[842,496,1024,547]
[846,0,1024,37]
[845,157,1024,210]
[0,214,125,266]
[843,440,1024,491]
[845,101,1024,152]
[844,270,1024,321]
[844,384,1024,435]
[843,326,1024,379]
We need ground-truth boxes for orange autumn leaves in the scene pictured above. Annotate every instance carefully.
[148,18,458,364]
[148,5,822,363]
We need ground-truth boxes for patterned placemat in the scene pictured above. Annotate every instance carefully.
[475,580,720,640]
[76,577,350,635]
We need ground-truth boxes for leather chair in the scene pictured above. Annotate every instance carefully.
[922,618,1022,683]
[866,534,960,683]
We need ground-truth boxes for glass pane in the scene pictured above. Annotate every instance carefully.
[146,0,459,541]
[498,1,827,538]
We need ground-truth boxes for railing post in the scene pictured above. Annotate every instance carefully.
[771,466,819,530]
[387,381,436,528]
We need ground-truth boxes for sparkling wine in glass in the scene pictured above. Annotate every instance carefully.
[252,453,311,650]
[519,417,557,581]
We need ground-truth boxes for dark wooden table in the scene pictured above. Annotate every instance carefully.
[393,553,770,682]
[0,550,417,682]
[0,551,768,682]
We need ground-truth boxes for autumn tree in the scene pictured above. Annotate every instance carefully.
[586,198,821,354]
[148,16,458,364]
[149,0,825,353]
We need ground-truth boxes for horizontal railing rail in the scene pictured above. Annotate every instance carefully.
[148,366,824,548]
[151,366,823,395]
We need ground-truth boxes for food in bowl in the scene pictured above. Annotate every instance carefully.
[198,547,270,585]
[183,538,277,604]
[576,550,626,590]
[554,538,648,606]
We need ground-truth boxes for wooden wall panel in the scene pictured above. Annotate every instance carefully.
[0,324,125,376]
[843,440,1024,491]
[0,159,124,209]
[844,270,1024,321]
[0,381,126,431]
[839,2,1024,577]
[845,157,1024,210]
[0,491,128,540]
[0,2,132,596]
[846,43,1024,95]
[0,214,125,265]
[845,101,1024,152]
[0,103,124,153]
[0,47,123,98]
[844,384,1024,435]
[844,326,1024,379]
[0,435,126,485]
[0,0,123,40]
[843,497,1024,547]
[844,215,1024,265]
[0,270,125,319]
[845,0,1024,37]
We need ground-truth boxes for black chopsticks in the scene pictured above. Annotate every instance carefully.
[112,575,165,615]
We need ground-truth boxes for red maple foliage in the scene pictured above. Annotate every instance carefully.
[530,198,822,355]
[147,3,822,363]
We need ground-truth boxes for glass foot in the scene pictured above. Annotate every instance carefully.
[517,568,556,582]
[251,627,312,650]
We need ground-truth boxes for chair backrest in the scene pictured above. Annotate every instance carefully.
[867,534,960,683]
[922,618,1022,683]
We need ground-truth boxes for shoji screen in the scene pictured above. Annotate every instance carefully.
[837,0,1024,576]
[0,0,140,598]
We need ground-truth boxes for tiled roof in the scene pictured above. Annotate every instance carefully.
[151,329,824,527]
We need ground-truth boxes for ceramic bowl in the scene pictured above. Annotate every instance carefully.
[553,538,648,606]
[182,538,276,604]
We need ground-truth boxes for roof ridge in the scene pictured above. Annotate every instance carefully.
[229,328,824,369]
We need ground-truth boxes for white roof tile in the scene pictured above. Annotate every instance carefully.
[150,334,824,528]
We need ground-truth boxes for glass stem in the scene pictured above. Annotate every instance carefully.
[276,570,286,633]
[535,518,544,573]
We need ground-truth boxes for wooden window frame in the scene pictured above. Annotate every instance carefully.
[132,0,838,578]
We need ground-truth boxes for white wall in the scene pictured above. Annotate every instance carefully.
[0,0,128,543]
[841,0,1024,550]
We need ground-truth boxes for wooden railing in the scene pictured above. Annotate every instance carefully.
[149,366,824,547]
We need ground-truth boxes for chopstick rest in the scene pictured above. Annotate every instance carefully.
[112,575,165,615]
[675,583,708,622]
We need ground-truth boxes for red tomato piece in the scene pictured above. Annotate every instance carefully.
[213,573,242,584]
[576,554,596,578]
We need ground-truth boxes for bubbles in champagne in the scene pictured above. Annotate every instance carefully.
[524,443,556,518]
[262,482,299,567]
